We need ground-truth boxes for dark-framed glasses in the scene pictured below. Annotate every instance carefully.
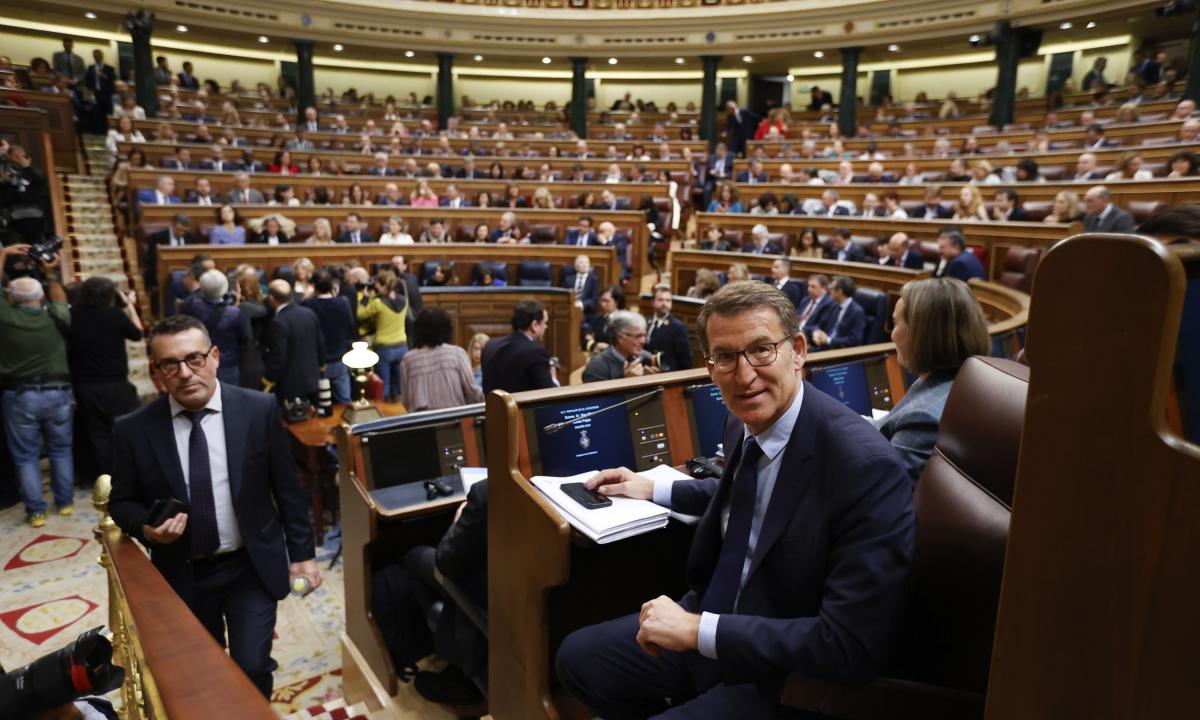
[154,345,215,376]
[704,336,792,373]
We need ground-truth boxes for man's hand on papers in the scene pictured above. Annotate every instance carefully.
[586,467,653,500]
[637,595,700,657]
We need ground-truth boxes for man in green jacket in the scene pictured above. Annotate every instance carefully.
[1,245,74,527]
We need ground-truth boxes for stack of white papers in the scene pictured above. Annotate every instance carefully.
[530,470,672,544]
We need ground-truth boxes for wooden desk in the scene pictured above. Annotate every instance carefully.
[125,168,674,211]
[141,205,647,295]
[335,406,488,707]
[286,401,405,546]
[731,177,1200,213]
[731,141,1200,180]
[688,213,1074,283]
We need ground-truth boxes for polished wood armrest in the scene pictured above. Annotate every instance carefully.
[779,673,985,720]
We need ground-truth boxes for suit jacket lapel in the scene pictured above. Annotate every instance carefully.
[746,382,818,580]
[221,384,248,501]
[148,398,189,502]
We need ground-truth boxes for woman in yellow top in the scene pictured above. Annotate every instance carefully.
[356,269,409,402]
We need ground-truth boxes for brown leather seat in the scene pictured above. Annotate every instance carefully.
[1022,201,1052,222]
[998,247,1039,294]
[529,223,560,244]
[780,357,1030,719]
[1128,200,1166,224]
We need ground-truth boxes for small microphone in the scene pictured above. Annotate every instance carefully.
[542,386,665,435]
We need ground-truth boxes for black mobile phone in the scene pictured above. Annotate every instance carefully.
[146,498,188,527]
[562,482,612,510]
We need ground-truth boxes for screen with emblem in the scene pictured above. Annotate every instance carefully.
[807,355,894,416]
[531,396,637,476]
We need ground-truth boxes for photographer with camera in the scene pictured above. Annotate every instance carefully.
[180,269,252,387]
[67,277,143,479]
[1,144,52,247]
[582,310,661,383]
[0,246,75,527]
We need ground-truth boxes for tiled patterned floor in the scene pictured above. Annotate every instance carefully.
[0,487,346,716]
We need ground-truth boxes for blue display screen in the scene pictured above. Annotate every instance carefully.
[809,361,872,415]
[689,384,730,458]
[532,396,637,476]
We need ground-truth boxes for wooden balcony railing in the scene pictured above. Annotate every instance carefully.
[91,476,276,720]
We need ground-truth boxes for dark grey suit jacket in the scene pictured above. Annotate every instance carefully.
[1084,205,1136,234]
[875,371,956,484]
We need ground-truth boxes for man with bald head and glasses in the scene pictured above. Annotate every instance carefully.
[108,314,321,699]
[557,280,915,719]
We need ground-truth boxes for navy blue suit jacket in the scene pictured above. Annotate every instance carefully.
[821,299,867,349]
[644,313,692,372]
[565,229,597,247]
[108,384,316,605]
[797,294,836,342]
[736,170,769,183]
[561,270,599,313]
[741,242,783,256]
[668,382,915,684]
[938,252,986,282]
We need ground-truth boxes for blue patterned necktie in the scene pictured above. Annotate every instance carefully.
[701,437,764,614]
[180,409,220,557]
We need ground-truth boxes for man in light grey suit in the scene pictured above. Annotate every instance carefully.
[224,172,265,204]
[1082,186,1136,234]
[52,38,85,84]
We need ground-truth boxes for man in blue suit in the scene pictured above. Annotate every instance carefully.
[558,281,914,717]
[561,254,600,314]
[811,275,866,350]
[565,216,597,247]
[137,176,182,210]
[109,315,321,698]
[796,273,836,343]
[724,100,762,157]
[735,159,768,184]
[933,229,986,282]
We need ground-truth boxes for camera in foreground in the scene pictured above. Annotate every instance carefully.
[0,626,125,717]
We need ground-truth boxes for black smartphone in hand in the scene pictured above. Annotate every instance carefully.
[562,482,612,510]
[146,498,188,527]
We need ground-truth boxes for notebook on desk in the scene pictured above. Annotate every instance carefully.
[530,469,672,544]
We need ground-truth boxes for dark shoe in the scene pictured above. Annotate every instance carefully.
[414,666,486,716]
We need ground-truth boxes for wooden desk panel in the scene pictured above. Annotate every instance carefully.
[419,287,583,380]
[119,118,709,157]
[144,207,642,298]
[118,140,693,179]
[731,178,1200,210]
[730,142,1200,180]
[126,167,671,208]
[0,88,80,173]
[689,213,1074,283]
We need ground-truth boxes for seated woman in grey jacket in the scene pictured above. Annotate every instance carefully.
[877,277,990,484]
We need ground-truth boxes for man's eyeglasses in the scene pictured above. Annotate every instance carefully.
[704,336,792,373]
[154,346,215,376]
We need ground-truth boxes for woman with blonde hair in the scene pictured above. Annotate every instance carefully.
[686,268,722,299]
[1105,151,1154,181]
[531,186,556,209]
[952,185,988,222]
[1044,191,1082,224]
[306,218,335,244]
[379,216,414,244]
[968,159,1000,185]
[727,262,752,282]
[467,332,490,389]
[410,179,439,207]
[876,276,990,482]
[291,257,317,299]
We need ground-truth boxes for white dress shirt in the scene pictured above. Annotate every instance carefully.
[167,384,243,553]
[652,383,805,658]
